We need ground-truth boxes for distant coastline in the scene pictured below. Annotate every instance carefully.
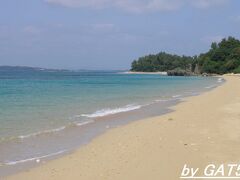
[0,66,68,72]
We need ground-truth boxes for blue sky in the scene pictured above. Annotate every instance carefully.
[0,0,240,70]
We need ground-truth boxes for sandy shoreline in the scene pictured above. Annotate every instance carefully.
[6,75,240,180]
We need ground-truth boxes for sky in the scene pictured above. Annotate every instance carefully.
[0,0,240,70]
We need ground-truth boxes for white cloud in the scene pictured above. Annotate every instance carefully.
[190,0,229,9]
[112,0,182,13]
[45,0,230,13]
[45,0,112,8]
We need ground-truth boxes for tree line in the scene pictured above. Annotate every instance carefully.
[131,37,240,75]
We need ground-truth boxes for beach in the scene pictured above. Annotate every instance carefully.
[0,70,218,175]
[6,75,240,179]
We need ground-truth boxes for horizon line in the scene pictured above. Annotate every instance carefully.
[0,65,129,71]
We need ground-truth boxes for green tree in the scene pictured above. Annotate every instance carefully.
[131,36,240,75]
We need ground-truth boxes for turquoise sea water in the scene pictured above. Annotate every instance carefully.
[0,68,222,175]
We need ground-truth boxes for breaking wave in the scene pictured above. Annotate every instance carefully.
[81,104,142,118]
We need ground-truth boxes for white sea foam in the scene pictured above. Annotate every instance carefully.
[18,126,66,139]
[155,99,171,102]
[5,149,67,166]
[81,104,142,118]
[205,85,217,89]
[218,78,223,83]
[172,95,182,98]
[74,120,94,126]
[16,119,95,140]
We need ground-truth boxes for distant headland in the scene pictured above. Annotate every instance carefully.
[131,37,240,76]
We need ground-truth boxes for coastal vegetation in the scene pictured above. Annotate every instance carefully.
[131,37,240,75]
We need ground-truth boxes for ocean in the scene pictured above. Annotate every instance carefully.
[0,68,223,176]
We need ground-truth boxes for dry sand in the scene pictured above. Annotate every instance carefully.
[7,75,240,180]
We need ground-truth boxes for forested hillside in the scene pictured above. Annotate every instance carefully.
[131,37,240,75]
